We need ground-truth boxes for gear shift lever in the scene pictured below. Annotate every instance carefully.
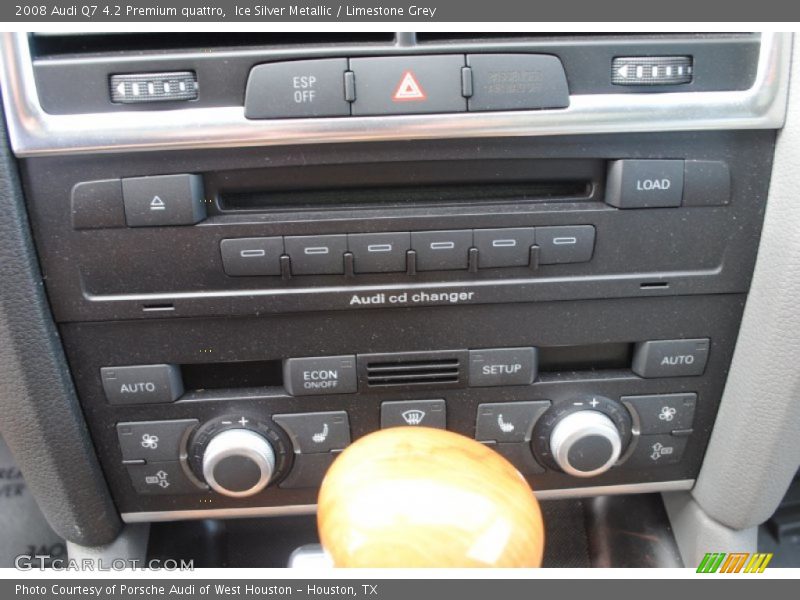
[317,427,545,567]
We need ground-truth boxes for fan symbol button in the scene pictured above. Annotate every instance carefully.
[140,433,159,449]
[658,406,677,422]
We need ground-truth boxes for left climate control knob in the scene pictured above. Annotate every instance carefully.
[201,428,276,498]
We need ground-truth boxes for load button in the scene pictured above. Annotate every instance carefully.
[284,355,357,396]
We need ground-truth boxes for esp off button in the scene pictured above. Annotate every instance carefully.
[245,58,350,119]
[284,355,357,396]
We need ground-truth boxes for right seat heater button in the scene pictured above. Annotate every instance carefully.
[622,393,697,434]
[624,434,688,468]
[475,401,550,443]
[632,338,710,378]
[536,225,595,264]
[606,159,684,209]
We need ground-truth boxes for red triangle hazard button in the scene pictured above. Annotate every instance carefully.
[392,71,427,102]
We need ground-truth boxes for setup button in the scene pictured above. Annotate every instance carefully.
[469,347,538,387]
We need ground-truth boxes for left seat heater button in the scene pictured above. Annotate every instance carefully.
[101,364,183,405]
[117,419,198,462]
[126,461,201,495]
[272,411,351,454]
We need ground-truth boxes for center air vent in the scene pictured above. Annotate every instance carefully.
[359,350,468,391]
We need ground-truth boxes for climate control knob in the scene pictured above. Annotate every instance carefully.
[202,429,276,498]
[549,411,622,478]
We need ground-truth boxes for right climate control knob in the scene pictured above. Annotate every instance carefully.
[549,411,622,478]
[532,395,632,478]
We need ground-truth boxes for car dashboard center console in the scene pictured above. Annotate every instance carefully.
[0,32,790,524]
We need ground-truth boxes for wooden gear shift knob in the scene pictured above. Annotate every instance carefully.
[317,427,545,567]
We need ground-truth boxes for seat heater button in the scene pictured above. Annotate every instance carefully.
[475,401,550,443]
[272,411,351,454]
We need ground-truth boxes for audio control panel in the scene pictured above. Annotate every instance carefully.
[18,126,773,521]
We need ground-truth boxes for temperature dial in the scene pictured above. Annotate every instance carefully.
[549,411,622,478]
[202,429,276,498]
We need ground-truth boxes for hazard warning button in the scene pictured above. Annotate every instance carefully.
[350,55,466,116]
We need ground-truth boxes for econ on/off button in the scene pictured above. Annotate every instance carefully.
[284,355,358,396]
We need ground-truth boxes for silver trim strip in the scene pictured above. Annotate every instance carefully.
[0,32,791,157]
[120,479,694,523]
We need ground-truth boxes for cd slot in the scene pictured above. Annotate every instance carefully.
[211,158,603,213]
